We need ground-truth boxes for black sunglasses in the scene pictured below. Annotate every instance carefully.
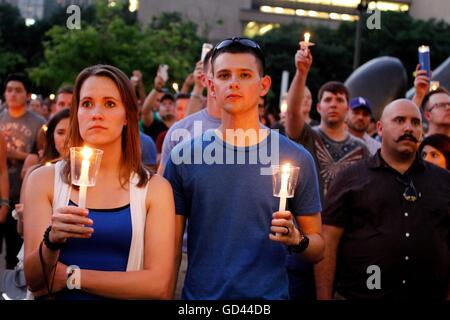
[396,175,419,202]
[212,37,265,70]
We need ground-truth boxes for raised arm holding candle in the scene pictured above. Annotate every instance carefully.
[300,32,315,51]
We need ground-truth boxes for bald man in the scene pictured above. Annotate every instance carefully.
[314,99,450,300]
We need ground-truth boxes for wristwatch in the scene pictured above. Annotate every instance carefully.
[288,228,309,253]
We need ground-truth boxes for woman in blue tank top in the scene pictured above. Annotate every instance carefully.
[23,65,176,299]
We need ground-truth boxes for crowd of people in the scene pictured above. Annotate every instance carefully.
[0,35,449,300]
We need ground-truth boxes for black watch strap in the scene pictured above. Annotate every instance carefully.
[288,228,310,253]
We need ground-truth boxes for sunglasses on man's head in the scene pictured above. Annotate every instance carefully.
[212,37,265,69]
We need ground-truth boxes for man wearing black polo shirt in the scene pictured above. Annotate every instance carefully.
[315,99,450,300]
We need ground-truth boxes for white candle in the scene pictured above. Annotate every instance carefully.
[304,32,310,44]
[277,163,291,236]
[78,147,92,209]
[278,163,290,211]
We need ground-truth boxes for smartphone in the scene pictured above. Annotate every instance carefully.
[418,45,430,80]
[201,43,213,61]
[158,64,169,82]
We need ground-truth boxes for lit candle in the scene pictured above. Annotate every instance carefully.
[300,32,315,50]
[78,147,93,209]
[430,80,440,92]
[304,32,310,44]
[418,45,430,80]
[279,163,291,212]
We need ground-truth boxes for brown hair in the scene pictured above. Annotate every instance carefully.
[421,86,449,111]
[317,81,349,103]
[62,64,150,188]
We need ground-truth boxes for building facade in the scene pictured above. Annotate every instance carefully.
[137,0,450,42]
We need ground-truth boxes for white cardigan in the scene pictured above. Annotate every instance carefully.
[53,161,149,271]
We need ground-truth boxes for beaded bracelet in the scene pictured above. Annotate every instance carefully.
[43,225,65,251]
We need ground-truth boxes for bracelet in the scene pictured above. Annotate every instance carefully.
[0,199,10,208]
[191,93,202,99]
[43,225,65,251]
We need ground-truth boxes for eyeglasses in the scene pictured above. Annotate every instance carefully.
[429,102,450,112]
[212,37,265,70]
[396,175,419,202]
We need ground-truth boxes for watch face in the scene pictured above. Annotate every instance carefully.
[291,235,309,253]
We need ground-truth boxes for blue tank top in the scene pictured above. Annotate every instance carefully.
[56,200,132,300]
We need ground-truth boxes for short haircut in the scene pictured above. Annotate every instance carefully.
[421,86,449,111]
[4,73,31,93]
[57,85,74,96]
[160,92,175,103]
[419,133,450,170]
[318,81,349,103]
[211,37,265,76]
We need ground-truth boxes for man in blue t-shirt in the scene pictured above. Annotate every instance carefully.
[164,37,324,300]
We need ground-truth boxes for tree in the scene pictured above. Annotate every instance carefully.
[0,34,25,78]
[0,4,27,82]
[29,6,203,95]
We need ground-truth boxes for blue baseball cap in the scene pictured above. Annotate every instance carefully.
[349,96,372,113]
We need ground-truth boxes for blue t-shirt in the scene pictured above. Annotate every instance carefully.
[160,109,221,167]
[57,201,132,300]
[140,132,157,165]
[164,129,321,300]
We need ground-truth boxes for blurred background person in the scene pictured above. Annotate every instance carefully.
[419,133,450,170]
[421,87,450,137]
[0,72,45,269]
[50,85,73,118]
[300,86,319,126]
[346,97,381,155]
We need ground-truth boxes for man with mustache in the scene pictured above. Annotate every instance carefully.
[315,99,450,300]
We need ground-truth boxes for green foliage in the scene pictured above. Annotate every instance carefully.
[0,35,26,77]
[28,7,203,94]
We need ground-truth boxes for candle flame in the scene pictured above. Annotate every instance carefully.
[82,146,93,160]
[304,32,310,43]
[42,125,48,132]
[282,163,291,174]
[418,45,429,53]
[430,81,440,91]
[45,162,51,166]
